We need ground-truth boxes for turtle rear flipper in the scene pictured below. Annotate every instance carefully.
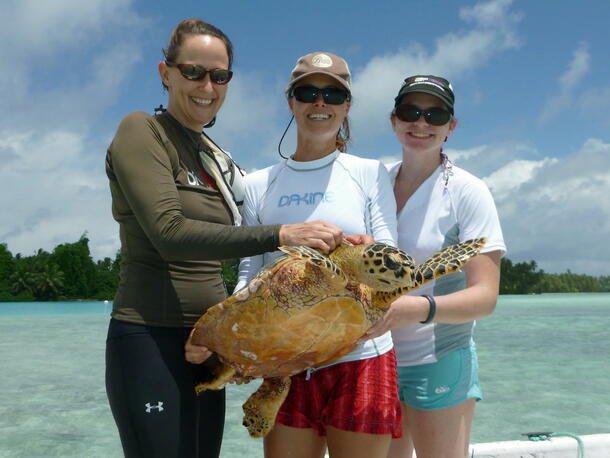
[412,237,487,289]
[195,357,236,393]
[242,377,291,438]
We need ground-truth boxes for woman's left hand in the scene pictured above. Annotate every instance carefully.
[185,330,213,364]
[362,251,504,342]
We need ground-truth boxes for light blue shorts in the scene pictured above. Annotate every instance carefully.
[397,344,482,410]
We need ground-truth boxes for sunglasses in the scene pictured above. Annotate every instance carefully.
[290,85,351,105]
[393,104,452,126]
[165,61,233,85]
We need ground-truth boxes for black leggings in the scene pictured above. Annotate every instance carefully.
[105,319,225,458]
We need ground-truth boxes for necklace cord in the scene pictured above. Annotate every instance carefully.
[277,115,295,159]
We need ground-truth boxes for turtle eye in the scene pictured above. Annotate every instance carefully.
[383,254,401,271]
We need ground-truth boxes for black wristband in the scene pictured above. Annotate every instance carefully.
[419,295,436,324]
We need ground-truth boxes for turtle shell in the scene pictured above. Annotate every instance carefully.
[192,251,376,378]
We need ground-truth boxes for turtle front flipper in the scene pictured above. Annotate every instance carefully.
[412,237,487,289]
[242,376,291,438]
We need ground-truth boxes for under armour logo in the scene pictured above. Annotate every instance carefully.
[145,402,164,413]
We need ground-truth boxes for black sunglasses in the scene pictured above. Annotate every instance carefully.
[393,104,452,126]
[165,61,233,85]
[290,85,351,105]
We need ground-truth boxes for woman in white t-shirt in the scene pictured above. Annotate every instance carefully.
[365,75,506,458]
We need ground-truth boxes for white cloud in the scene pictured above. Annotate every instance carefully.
[539,42,590,123]
[559,43,591,89]
[0,0,146,131]
[0,0,146,260]
[459,0,522,48]
[444,145,489,162]
[425,137,610,274]
[215,73,283,136]
[446,142,540,179]
[0,129,116,259]
[211,72,286,161]
[0,131,82,170]
[0,0,144,60]
[349,0,522,144]
[484,158,558,200]
[494,138,610,274]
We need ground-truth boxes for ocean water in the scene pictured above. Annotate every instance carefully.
[0,294,609,457]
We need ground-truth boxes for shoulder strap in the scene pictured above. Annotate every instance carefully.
[199,132,245,226]
[150,112,244,226]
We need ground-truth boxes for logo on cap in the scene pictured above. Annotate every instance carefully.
[408,76,453,93]
[311,54,333,68]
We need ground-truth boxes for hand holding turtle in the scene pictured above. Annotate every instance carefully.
[279,220,343,253]
[185,329,213,364]
[359,295,430,342]
[344,233,376,245]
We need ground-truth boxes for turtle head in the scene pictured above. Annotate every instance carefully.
[357,243,416,291]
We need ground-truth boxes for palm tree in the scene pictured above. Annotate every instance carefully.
[33,263,65,301]
[10,267,35,295]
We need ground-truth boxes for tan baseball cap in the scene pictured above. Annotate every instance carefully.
[287,52,351,93]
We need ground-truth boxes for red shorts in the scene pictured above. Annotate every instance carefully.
[276,349,402,438]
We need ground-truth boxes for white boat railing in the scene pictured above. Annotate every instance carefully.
[470,433,610,458]
[321,433,610,458]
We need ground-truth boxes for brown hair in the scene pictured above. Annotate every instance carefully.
[336,118,351,152]
[162,18,234,89]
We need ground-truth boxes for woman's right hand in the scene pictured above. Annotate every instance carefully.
[279,220,343,253]
[185,329,213,364]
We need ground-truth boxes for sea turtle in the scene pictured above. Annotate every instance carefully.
[190,237,486,437]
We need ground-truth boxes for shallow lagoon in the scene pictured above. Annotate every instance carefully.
[1,294,609,457]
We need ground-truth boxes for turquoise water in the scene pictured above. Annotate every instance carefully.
[0,301,111,316]
[1,294,609,457]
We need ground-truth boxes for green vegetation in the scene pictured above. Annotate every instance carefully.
[0,235,120,302]
[0,235,240,302]
[221,257,240,295]
[1,237,608,301]
[500,258,610,294]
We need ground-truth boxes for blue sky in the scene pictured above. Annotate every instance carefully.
[1,0,610,275]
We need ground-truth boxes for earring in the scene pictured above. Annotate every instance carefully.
[444,137,448,142]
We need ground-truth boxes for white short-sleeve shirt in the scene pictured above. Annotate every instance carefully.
[387,160,506,366]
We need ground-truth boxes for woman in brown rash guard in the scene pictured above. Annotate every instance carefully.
[104,18,343,458]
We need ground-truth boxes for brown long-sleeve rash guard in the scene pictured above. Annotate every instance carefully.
[106,111,280,327]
